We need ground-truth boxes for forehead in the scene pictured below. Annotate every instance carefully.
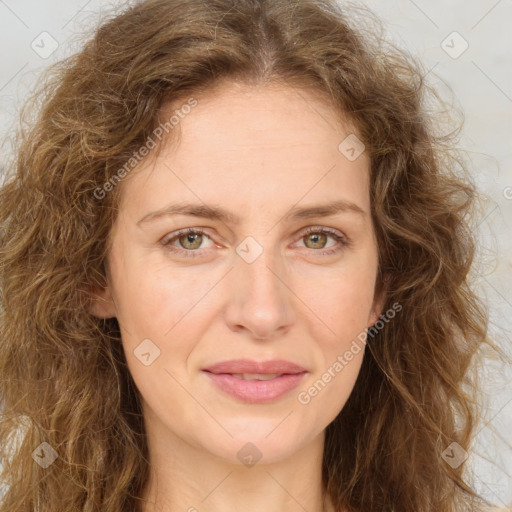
[167,81,351,148]
[119,82,371,219]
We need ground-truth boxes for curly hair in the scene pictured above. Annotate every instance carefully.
[0,0,504,510]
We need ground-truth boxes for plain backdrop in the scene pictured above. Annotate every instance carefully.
[0,0,511,506]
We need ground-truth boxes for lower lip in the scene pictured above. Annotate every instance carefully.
[203,371,307,403]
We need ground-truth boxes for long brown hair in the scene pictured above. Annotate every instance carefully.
[0,0,504,510]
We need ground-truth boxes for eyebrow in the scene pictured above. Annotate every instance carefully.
[136,199,366,226]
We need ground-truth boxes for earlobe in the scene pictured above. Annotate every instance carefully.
[368,278,387,327]
[87,285,117,319]
[368,300,384,327]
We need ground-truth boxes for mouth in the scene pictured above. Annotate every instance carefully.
[201,359,308,403]
[227,373,283,380]
[202,358,307,375]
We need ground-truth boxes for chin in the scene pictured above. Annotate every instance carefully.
[197,420,315,467]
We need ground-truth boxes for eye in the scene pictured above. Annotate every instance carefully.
[160,226,349,258]
[295,226,349,256]
[161,227,213,258]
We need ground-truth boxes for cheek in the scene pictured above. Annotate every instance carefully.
[109,256,216,386]
[113,266,199,410]
[110,252,198,335]
[298,262,378,342]
[297,322,367,417]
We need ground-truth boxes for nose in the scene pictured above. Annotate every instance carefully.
[223,239,295,341]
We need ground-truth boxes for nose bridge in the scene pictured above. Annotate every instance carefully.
[224,234,294,338]
[236,233,285,300]
[238,235,280,289]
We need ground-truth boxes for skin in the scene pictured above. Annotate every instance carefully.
[90,80,385,512]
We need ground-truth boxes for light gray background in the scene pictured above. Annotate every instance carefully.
[0,0,511,506]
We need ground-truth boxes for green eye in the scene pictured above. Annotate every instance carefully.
[161,226,349,259]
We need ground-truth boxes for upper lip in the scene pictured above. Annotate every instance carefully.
[202,359,307,375]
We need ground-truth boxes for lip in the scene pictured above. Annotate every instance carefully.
[203,359,307,375]
[202,359,308,404]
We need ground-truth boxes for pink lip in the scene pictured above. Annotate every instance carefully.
[202,359,308,404]
[203,359,307,375]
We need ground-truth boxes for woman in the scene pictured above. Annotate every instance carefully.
[0,0,506,510]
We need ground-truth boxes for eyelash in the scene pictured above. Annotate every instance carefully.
[160,226,350,259]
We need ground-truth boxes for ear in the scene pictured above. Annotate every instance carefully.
[87,284,117,319]
[367,276,387,327]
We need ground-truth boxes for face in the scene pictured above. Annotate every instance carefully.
[90,81,384,466]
